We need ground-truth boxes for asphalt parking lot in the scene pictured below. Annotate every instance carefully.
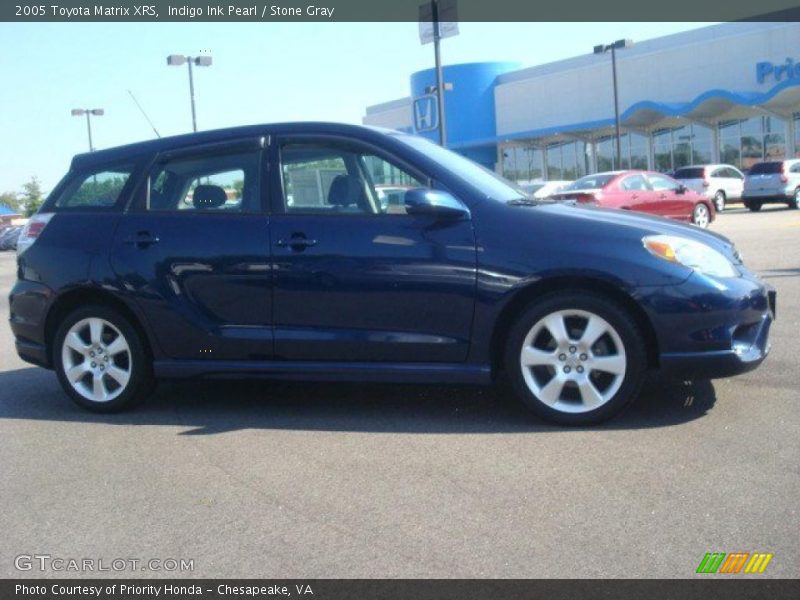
[0,206,798,579]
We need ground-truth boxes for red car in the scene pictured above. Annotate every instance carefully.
[550,170,715,228]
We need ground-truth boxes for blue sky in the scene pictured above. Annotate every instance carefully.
[0,22,714,192]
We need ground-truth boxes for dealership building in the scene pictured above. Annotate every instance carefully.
[362,21,800,182]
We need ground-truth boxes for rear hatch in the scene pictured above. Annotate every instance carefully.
[673,166,707,194]
[745,162,785,195]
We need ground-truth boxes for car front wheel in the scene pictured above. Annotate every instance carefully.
[692,203,711,228]
[53,305,154,412]
[504,293,646,425]
[714,191,726,212]
[789,188,800,209]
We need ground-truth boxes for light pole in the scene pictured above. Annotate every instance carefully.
[167,54,213,132]
[593,39,633,169]
[71,108,104,152]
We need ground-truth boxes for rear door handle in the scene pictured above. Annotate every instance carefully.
[124,231,160,247]
[276,236,318,251]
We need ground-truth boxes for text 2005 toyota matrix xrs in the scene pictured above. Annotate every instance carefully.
[9,123,775,424]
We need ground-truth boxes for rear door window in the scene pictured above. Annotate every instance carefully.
[619,174,649,191]
[146,151,260,212]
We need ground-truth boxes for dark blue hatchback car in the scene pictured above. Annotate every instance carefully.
[9,123,775,424]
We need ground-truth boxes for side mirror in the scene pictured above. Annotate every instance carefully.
[676,184,687,194]
[404,188,470,219]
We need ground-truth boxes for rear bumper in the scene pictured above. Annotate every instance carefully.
[742,189,793,202]
[9,279,53,369]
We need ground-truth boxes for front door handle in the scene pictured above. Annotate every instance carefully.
[276,236,318,251]
[124,231,160,247]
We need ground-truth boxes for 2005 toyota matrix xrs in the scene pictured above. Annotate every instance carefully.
[9,123,776,424]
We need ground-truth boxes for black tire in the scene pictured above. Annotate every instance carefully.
[713,191,726,212]
[789,188,800,210]
[53,305,154,413]
[747,201,762,212]
[503,292,647,426]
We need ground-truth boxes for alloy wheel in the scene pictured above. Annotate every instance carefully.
[714,191,725,212]
[693,204,710,228]
[60,317,132,403]
[518,309,627,414]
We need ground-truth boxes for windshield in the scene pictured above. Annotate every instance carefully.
[394,134,527,201]
[564,173,617,190]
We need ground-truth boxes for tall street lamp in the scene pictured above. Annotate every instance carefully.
[71,108,104,152]
[593,39,633,169]
[167,54,213,132]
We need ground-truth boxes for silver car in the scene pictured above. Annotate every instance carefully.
[742,159,800,211]
[673,164,744,213]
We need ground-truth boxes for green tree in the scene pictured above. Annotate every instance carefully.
[0,191,21,213]
[20,176,44,216]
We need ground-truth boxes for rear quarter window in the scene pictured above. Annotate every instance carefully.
[50,165,135,210]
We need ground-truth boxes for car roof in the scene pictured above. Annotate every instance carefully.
[70,122,400,171]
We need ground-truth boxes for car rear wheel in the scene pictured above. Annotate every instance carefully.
[692,203,710,228]
[713,191,726,212]
[504,293,646,425]
[53,305,154,412]
[747,200,762,212]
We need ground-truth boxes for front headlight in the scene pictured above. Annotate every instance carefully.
[643,235,738,278]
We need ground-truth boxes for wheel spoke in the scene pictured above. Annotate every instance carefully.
[538,376,564,405]
[91,373,107,402]
[542,313,570,345]
[105,365,130,388]
[577,379,605,408]
[521,346,557,367]
[88,319,104,346]
[590,354,626,375]
[105,335,129,357]
[580,316,608,348]
[66,362,89,383]
[64,332,89,354]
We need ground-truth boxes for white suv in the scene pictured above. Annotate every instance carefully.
[673,164,744,212]
[742,159,800,211]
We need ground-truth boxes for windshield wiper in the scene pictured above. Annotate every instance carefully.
[506,197,541,206]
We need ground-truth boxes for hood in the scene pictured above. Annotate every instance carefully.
[530,202,740,263]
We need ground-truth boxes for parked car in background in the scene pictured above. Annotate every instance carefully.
[9,123,773,425]
[742,159,800,211]
[550,171,715,228]
[519,180,572,200]
[673,164,744,212]
[0,226,22,250]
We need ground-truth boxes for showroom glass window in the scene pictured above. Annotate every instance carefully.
[546,141,587,180]
[718,117,787,170]
[652,125,712,173]
[502,144,543,183]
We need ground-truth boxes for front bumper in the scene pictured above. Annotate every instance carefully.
[639,270,775,380]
